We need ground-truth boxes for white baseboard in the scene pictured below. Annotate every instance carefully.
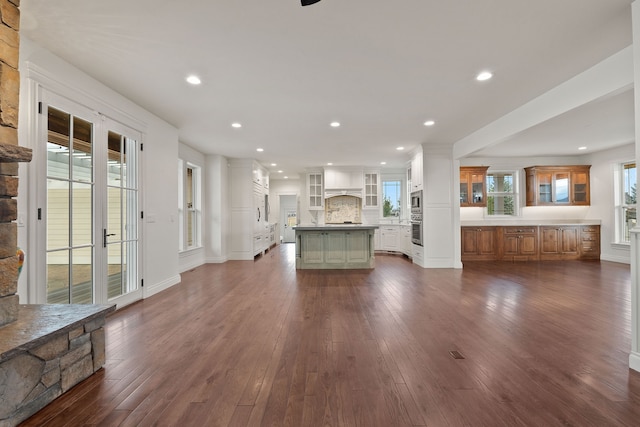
[600,254,630,264]
[630,352,640,372]
[205,255,229,264]
[143,274,181,299]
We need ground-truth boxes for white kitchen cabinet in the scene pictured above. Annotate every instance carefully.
[380,225,399,252]
[400,225,411,255]
[411,152,423,191]
[307,172,324,210]
[364,171,379,208]
[229,158,270,260]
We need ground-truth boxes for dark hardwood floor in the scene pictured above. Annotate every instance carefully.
[21,244,640,426]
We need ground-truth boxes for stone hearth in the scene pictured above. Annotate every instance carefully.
[0,304,115,426]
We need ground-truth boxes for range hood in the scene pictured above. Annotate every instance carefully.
[325,189,363,199]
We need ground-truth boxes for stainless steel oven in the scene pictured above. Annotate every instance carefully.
[411,213,422,246]
[410,190,422,213]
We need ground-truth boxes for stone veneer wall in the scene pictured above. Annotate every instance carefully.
[0,305,114,426]
[0,0,24,327]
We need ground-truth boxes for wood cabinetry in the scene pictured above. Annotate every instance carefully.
[580,225,600,259]
[461,227,497,260]
[525,165,591,206]
[501,227,538,261]
[460,224,600,263]
[539,226,579,260]
[460,166,489,207]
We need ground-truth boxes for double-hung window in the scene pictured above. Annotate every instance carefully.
[486,171,518,216]
[178,160,201,250]
[618,161,636,243]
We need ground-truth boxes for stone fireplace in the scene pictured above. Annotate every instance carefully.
[0,2,115,426]
[0,0,26,328]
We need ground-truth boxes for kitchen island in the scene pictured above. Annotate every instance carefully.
[294,225,378,269]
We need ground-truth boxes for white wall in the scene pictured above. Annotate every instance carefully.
[17,37,181,302]
[178,142,206,272]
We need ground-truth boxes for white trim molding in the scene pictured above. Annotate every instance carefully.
[630,226,640,372]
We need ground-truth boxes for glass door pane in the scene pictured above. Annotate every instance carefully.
[105,130,139,302]
[46,106,94,304]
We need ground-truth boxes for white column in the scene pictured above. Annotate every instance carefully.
[420,144,461,268]
[630,0,640,372]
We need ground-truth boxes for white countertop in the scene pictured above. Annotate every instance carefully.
[460,219,601,227]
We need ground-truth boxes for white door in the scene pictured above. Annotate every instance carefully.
[37,90,142,307]
[280,194,297,243]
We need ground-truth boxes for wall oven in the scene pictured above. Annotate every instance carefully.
[410,190,422,213]
[411,213,422,246]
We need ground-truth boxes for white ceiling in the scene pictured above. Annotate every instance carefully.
[20,0,634,178]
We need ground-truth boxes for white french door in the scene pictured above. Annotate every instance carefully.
[37,90,142,307]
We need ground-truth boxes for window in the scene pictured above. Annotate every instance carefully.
[178,160,201,250]
[486,171,517,216]
[618,162,636,243]
[382,180,401,217]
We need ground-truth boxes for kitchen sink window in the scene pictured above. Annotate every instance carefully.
[382,179,402,218]
[616,161,636,244]
[178,160,202,251]
[486,171,518,216]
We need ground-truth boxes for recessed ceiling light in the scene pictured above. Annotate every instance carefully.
[278,170,283,173]
[231,122,242,128]
[476,71,493,81]
[256,148,264,152]
[271,163,277,167]
[284,176,289,179]
[380,161,387,165]
[186,75,201,85]
[578,146,587,150]
[396,146,405,151]
[424,120,435,126]
[330,122,340,128]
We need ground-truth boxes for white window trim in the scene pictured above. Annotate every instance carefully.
[484,169,520,218]
[178,160,202,252]
[614,160,636,244]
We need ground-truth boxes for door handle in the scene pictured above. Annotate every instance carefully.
[103,229,116,247]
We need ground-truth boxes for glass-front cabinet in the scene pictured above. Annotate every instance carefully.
[525,165,591,206]
[307,172,323,210]
[364,172,379,208]
[460,166,489,207]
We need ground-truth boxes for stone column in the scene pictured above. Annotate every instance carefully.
[0,0,30,327]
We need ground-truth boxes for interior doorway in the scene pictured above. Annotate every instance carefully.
[280,194,297,243]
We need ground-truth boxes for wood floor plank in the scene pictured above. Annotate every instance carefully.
[20,245,640,426]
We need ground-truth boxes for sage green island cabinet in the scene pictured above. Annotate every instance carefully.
[294,225,378,269]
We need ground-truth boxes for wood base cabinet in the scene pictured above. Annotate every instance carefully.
[539,226,579,260]
[461,227,497,260]
[501,227,537,261]
[461,224,600,262]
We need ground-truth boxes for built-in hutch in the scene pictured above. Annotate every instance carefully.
[525,165,591,206]
[459,166,489,207]
[461,224,600,262]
